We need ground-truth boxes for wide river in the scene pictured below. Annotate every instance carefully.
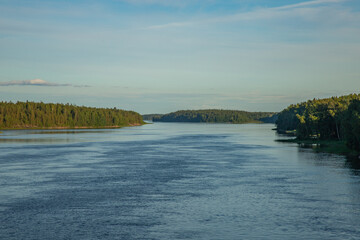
[0,123,360,239]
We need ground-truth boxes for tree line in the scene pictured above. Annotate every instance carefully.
[142,114,164,121]
[0,101,144,129]
[152,109,277,124]
[276,94,360,152]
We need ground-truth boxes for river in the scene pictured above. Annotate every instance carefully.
[0,123,360,239]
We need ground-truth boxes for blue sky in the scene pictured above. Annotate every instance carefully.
[0,0,359,114]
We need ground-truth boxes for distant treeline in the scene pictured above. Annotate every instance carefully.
[152,109,277,124]
[142,114,164,121]
[0,101,144,129]
[276,94,360,152]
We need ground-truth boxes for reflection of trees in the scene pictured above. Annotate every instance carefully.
[345,156,360,175]
[0,138,71,143]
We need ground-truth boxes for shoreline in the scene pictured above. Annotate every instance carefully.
[0,123,145,131]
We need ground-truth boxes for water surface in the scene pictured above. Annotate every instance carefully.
[0,123,360,239]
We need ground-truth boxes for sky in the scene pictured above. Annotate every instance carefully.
[0,0,359,114]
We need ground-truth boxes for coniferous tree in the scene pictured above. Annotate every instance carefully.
[276,94,360,152]
[0,101,144,129]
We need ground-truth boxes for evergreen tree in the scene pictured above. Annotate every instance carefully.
[0,101,144,129]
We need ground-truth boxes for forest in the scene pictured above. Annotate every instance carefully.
[0,101,144,129]
[276,94,360,152]
[152,109,277,124]
[142,114,164,121]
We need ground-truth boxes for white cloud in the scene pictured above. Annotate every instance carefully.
[0,79,90,87]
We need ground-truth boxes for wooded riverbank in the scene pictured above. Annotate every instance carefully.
[275,93,360,155]
[0,101,145,129]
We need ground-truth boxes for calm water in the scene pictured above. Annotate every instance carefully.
[1,123,360,240]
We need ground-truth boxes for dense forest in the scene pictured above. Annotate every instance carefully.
[0,101,144,129]
[276,94,360,152]
[152,109,277,124]
[142,114,164,121]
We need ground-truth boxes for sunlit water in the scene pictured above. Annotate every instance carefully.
[1,123,360,240]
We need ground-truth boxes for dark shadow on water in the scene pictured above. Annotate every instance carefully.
[345,156,360,175]
[0,129,118,144]
[0,138,74,143]
[296,145,360,176]
[18,130,116,135]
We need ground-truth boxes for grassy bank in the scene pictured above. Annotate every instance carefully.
[276,138,359,156]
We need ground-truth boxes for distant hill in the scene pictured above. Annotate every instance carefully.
[0,101,144,129]
[152,109,277,124]
[142,114,164,121]
[259,114,279,123]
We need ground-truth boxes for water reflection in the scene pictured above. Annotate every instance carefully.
[27,130,116,134]
[296,148,360,179]
[275,137,360,175]
[1,123,360,239]
[0,138,73,143]
[345,156,360,175]
[0,129,119,144]
[1,129,117,135]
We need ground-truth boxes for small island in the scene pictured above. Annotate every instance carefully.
[149,109,278,124]
[0,101,144,129]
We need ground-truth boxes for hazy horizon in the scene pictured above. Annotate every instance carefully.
[1,0,359,114]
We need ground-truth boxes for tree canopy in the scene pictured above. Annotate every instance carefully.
[276,94,360,152]
[142,114,164,121]
[0,101,144,129]
[152,109,277,124]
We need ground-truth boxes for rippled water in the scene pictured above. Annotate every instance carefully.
[0,123,360,240]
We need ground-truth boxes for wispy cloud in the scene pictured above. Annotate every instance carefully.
[119,0,193,7]
[147,21,193,29]
[146,0,346,29]
[0,79,90,87]
[274,0,344,10]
